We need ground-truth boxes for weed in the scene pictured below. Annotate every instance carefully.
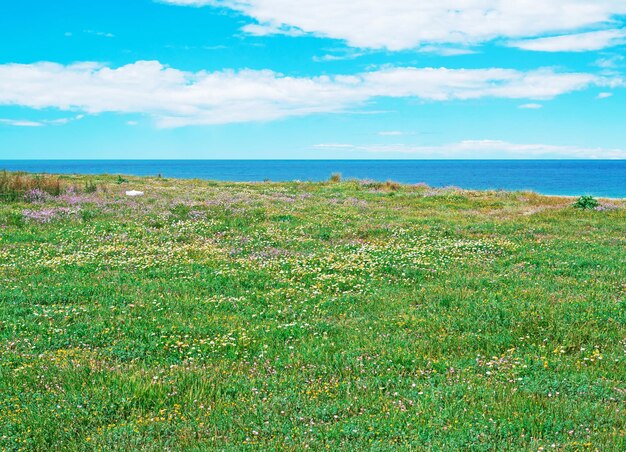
[329,172,342,183]
[573,195,599,210]
[84,180,98,193]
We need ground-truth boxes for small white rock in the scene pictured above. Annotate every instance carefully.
[125,190,144,197]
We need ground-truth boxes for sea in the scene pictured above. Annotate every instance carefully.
[1,160,625,198]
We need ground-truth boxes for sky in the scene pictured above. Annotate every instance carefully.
[0,0,625,159]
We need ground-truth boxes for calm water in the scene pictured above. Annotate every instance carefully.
[1,160,625,198]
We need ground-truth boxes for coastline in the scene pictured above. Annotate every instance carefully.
[1,165,625,200]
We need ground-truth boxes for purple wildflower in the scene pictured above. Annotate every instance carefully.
[24,189,50,203]
[22,207,79,223]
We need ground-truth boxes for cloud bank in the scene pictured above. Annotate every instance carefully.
[509,29,626,52]
[0,61,616,127]
[314,140,626,159]
[159,0,626,51]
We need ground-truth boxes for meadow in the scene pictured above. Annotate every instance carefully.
[0,172,625,450]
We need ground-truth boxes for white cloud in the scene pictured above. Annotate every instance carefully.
[594,54,625,68]
[419,46,477,56]
[241,23,304,37]
[314,140,626,159]
[47,114,85,125]
[314,143,356,148]
[0,119,44,127]
[0,114,84,127]
[159,0,626,51]
[312,49,366,62]
[519,103,543,109]
[0,60,617,127]
[158,0,213,4]
[84,30,115,38]
[597,92,613,99]
[509,29,626,52]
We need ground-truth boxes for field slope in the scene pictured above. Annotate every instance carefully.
[1,174,625,450]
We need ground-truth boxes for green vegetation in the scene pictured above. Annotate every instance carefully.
[573,195,600,210]
[84,179,98,194]
[1,173,625,450]
[0,171,61,202]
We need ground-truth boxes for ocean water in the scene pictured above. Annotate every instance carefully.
[1,160,625,198]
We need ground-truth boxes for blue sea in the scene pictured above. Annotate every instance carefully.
[1,160,625,198]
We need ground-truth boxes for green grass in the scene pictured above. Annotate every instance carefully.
[1,173,625,450]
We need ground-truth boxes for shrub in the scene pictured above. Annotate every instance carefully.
[573,195,599,210]
[84,180,98,193]
[0,171,62,202]
[329,173,342,183]
[385,181,401,191]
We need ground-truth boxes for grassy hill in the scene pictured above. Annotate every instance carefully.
[1,172,625,450]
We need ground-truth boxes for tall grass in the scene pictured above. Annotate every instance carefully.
[0,171,62,202]
[329,172,342,183]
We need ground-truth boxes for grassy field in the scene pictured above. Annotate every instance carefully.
[1,172,625,450]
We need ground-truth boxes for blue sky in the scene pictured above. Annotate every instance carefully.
[0,0,625,159]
